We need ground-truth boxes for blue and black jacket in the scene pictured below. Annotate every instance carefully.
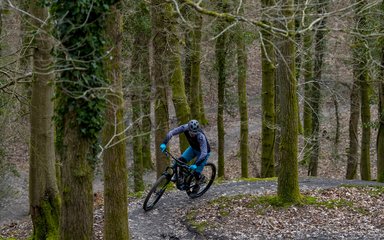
[162,124,211,165]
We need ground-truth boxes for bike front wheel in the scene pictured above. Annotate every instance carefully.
[186,163,216,198]
[143,175,170,211]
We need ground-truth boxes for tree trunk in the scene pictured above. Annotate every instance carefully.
[60,120,94,240]
[377,79,384,182]
[360,71,371,181]
[52,0,117,238]
[378,6,384,182]
[102,4,130,239]
[216,0,229,178]
[236,4,249,178]
[302,1,314,166]
[261,0,276,178]
[277,0,301,203]
[332,95,340,159]
[190,12,203,122]
[151,0,170,178]
[29,2,60,238]
[308,0,329,176]
[356,0,371,181]
[166,3,191,152]
[346,80,360,179]
[353,1,371,180]
[130,0,153,171]
[130,0,152,191]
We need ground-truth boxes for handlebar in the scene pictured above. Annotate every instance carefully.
[163,149,190,169]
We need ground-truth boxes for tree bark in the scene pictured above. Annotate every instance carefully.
[356,0,371,181]
[308,0,329,176]
[102,4,130,239]
[60,119,94,240]
[302,1,314,166]
[216,0,229,178]
[164,3,191,152]
[346,0,371,180]
[378,3,384,182]
[346,80,360,179]
[377,79,384,182]
[277,0,301,203]
[261,0,276,178]
[236,3,249,178]
[29,2,60,238]
[151,0,170,178]
[129,0,153,171]
[190,12,203,122]
[52,1,118,238]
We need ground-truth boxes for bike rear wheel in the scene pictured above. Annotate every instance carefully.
[186,163,216,198]
[143,175,170,211]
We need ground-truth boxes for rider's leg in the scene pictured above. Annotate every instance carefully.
[192,153,210,193]
[181,146,197,163]
[195,152,210,174]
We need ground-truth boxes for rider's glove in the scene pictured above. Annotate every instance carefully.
[189,164,197,171]
[160,143,167,152]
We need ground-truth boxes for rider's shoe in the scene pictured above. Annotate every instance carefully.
[191,174,202,194]
[192,185,200,194]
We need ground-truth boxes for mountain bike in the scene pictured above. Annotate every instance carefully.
[143,149,216,211]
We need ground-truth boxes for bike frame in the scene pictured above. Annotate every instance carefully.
[163,150,195,190]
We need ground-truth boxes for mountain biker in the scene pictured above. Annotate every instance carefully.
[160,119,211,193]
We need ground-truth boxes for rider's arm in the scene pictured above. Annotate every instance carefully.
[195,133,208,166]
[162,124,189,145]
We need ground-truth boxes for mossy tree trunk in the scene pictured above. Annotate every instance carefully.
[59,122,94,240]
[130,68,144,192]
[130,0,152,191]
[236,9,249,178]
[215,0,229,178]
[166,3,191,152]
[260,0,276,178]
[377,1,384,183]
[52,1,118,239]
[277,0,301,203]
[183,5,192,102]
[183,6,208,125]
[131,1,153,171]
[130,38,143,191]
[378,56,384,182]
[151,0,170,177]
[295,0,303,136]
[198,78,208,125]
[190,12,204,122]
[302,1,314,166]
[102,4,130,240]
[29,2,60,239]
[355,0,371,181]
[308,0,329,176]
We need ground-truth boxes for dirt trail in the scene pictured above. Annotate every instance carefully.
[128,177,384,240]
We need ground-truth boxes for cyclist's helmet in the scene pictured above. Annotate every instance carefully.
[188,119,200,133]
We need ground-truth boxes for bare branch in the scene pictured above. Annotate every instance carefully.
[175,0,288,35]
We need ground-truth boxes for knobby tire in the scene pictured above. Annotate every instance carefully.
[186,163,216,198]
[143,175,170,211]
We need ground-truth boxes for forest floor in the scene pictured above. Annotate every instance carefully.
[1,177,383,239]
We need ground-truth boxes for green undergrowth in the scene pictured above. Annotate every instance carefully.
[186,210,209,234]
